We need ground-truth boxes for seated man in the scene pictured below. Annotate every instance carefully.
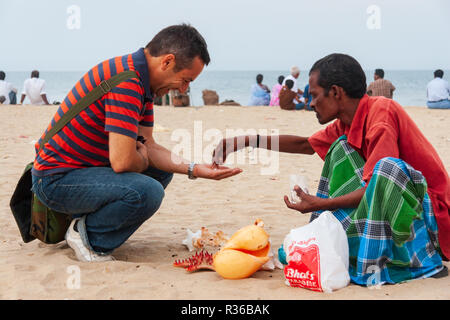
[0,71,17,104]
[279,79,303,110]
[295,84,313,111]
[249,74,270,106]
[426,69,450,109]
[20,70,51,105]
[213,53,449,286]
[367,68,396,99]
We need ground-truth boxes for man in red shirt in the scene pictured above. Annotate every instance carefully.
[213,53,449,285]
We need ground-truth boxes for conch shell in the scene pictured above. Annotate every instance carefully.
[182,227,228,251]
[213,219,270,279]
[174,220,273,280]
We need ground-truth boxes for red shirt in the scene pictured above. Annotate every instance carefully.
[309,95,450,259]
[32,48,154,177]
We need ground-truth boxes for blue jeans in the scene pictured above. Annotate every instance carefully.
[427,100,450,109]
[31,166,173,254]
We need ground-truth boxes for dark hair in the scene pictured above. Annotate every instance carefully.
[285,79,294,89]
[31,70,39,78]
[434,69,444,78]
[278,75,285,85]
[256,74,263,84]
[0,71,5,80]
[309,53,366,99]
[375,68,384,78]
[146,23,210,72]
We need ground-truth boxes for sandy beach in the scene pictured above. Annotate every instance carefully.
[0,104,448,300]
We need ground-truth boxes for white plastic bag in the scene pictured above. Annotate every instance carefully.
[283,211,350,293]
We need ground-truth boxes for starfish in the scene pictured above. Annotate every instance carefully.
[173,250,215,272]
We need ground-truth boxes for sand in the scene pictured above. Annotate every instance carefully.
[0,104,449,300]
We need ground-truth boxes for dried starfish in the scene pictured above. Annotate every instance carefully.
[173,250,215,272]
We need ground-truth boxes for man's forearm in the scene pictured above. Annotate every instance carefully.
[145,140,190,174]
[321,187,365,211]
[233,135,315,155]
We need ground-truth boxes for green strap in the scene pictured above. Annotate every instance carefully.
[38,70,138,153]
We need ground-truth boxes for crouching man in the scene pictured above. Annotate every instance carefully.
[32,24,242,262]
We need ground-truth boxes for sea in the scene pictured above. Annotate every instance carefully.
[4,70,446,107]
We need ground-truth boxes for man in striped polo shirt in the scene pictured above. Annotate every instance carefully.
[31,24,242,262]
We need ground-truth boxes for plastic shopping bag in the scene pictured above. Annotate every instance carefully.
[283,211,350,293]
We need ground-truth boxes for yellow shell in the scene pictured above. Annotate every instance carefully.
[213,220,271,280]
[213,247,270,279]
[223,225,269,251]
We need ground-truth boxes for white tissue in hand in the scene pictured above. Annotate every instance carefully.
[289,174,309,204]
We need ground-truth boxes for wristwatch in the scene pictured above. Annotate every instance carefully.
[188,162,197,180]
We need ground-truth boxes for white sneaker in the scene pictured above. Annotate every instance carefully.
[65,219,114,262]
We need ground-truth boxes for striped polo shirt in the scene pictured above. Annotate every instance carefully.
[32,48,154,177]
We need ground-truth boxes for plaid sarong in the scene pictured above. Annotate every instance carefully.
[311,136,443,286]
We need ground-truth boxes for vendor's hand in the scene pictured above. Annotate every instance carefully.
[193,163,242,180]
[283,185,325,213]
[212,138,235,166]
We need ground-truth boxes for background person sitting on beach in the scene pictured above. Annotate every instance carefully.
[367,68,396,99]
[301,84,313,110]
[282,65,304,101]
[249,73,270,106]
[269,75,285,106]
[20,70,50,105]
[279,79,303,110]
[426,69,450,109]
[213,53,449,286]
[31,24,242,262]
[0,71,17,104]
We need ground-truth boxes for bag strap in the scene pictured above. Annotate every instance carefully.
[38,70,139,153]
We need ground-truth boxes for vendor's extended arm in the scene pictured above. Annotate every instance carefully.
[141,126,242,180]
[213,134,315,164]
[284,185,366,213]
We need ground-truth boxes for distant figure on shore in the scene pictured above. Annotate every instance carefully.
[296,84,313,111]
[279,79,303,110]
[0,71,17,104]
[282,66,303,94]
[426,69,450,109]
[269,75,285,106]
[367,69,395,99]
[20,70,50,105]
[249,74,270,106]
[282,66,303,103]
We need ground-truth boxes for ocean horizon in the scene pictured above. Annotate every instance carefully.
[3,70,448,107]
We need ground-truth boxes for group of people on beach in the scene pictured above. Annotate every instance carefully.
[248,67,313,110]
[248,66,450,110]
[0,70,50,105]
[22,24,449,287]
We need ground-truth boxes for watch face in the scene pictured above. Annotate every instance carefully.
[188,163,196,179]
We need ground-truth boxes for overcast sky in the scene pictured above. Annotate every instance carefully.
[1,0,449,71]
